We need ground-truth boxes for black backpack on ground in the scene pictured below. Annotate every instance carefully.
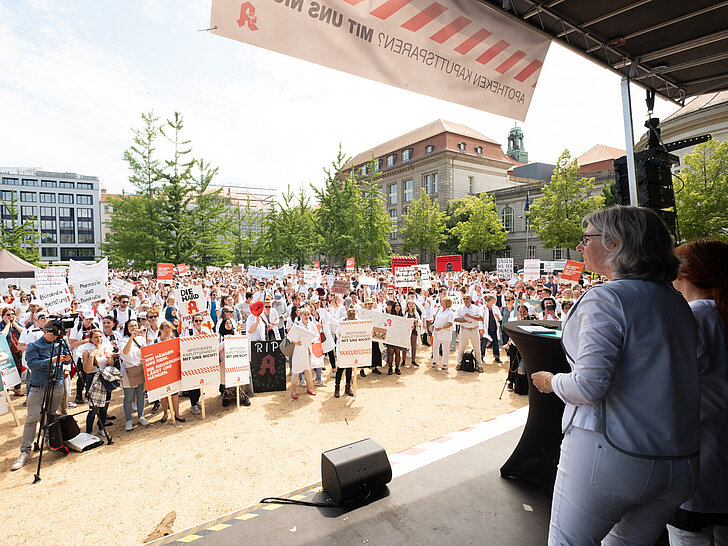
[48,414,81,454]
[460,350,476,372]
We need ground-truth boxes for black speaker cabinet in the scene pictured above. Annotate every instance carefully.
[321,438,392,503]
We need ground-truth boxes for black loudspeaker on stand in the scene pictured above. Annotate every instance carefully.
[321,438,392,503]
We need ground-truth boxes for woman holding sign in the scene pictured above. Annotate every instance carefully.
[120,319,150,431]
[289,307,318,400]
[218,319,251,408]
[155,321,184,423]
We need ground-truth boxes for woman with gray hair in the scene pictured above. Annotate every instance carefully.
[532,206,700,545]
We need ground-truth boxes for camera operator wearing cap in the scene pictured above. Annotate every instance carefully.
[11,323,71,470]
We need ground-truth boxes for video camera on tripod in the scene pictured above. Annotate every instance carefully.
[44,312,79,338]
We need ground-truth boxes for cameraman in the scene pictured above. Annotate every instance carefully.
[11,324,70,471]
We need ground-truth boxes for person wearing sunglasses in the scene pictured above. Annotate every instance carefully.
[180,312,211,415]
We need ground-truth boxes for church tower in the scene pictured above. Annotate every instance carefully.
[507,123,528,163]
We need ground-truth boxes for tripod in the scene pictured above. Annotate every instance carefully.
[32,334,71,484]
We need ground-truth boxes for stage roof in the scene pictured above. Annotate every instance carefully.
[480,0,728,105]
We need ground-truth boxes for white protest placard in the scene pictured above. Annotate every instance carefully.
[248,266,286,280]
[303,270,321,286]
[496,258,514,279]
[394,264,432,289]
[337,320,372,368]
[359,275,377,286]
[180,333,220,390]
[371,311,412,349]
[221,335,250,387]
[34,267,67,288]
[524,259,541,282]
[174,285,208,320]
[109,277,135,297]
[35,285,72,315]
[542,261,556,273]
[68,258,109,304]
[286,324,317,346]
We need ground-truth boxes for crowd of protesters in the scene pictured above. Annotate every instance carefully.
[3,213,728,544]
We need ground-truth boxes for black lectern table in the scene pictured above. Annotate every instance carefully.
[500,320,570,490]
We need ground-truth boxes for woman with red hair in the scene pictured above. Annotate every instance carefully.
[669,239,728,544]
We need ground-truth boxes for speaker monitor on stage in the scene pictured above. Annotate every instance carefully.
[321,438,392,503]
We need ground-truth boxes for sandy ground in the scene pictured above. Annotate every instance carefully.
[0,346,527,545]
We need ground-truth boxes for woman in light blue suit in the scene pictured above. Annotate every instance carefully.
[532,207,700,545]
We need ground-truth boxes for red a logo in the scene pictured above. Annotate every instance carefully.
[237,2,259,31]
[186,300,199,314]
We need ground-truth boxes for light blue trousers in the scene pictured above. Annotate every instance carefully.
[549,426,697,545]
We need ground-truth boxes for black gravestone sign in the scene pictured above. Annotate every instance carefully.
[250,340,287,393]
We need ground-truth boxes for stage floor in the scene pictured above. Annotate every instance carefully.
[152,411,552,545]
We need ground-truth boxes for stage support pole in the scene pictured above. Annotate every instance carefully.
[620,77,639,206]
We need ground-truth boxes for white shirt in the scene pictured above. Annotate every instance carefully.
[457,304,481,329]
[433,308,454,332]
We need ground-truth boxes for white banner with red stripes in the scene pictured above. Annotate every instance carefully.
[180,333,220,390]
[337,320,373,368]
[221,335,251,387]
[210,0,550,119]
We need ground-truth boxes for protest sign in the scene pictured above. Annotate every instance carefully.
[436,255,462,273]
[0,382,7,417]
[303,270,322,286]
[68,258,109,304]
[394,264,432,288]
[313,262,320,269]
[35,285,72,315]
[109,277,135,297]
[34,267,66,288]
[174,285,208,320]
[141,338,182,403]
[496,258,514,279]
[524,259,541,282]
[561,260,585,283]
[0,337,21,390]
[311,325,325,368]
[157,263,175,281]
[221,335,250,387]
[337,320,372,368]
[359,275,377,287]
[210,0,549,121]
[287,324,318,346]
[180,334,220,390]
[346,258,355,271]
[232,265,243,274]
[371,311,412,349]
[542,260,556,273]
[332,278,350,295]
[250,340,286,392]
[248,266,285,280]
[176,264,190,276]
[390,256,417,276]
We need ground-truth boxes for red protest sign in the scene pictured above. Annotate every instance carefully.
[436,255,462,273]
[390,255,417,276]
[346,258,355,271]
[176,263,190,276]
[313,262,320,269]
[560,260,585,282]
[157,263,175,281]
[141,338,182,402]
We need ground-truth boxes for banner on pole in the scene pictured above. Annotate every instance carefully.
[248,265,286,280]
[141,338,182,403]
[250,340,287,392]
[337,320,372,368]
[157,263,175,282]
[210,0,550,120]
[390,256,417,276]
[180,334,220,390]
[221,335,250,387]
[436,255,462,273]
[68,258,109,304]
[346,258,355,271]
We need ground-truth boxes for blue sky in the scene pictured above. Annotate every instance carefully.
[0,0,679,196]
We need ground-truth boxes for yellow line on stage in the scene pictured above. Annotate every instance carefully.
[177,535,202,543]
[207,524,231,531]
[235,513,259,521]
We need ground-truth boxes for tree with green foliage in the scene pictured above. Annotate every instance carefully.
[276,186,316,268]
[528,150,605,258]
[441,198,471,255]
[601,180,617,207]
[312,146,364,266]
[401,187,447,261]
[229,195,263,266]
[258,203,284,267]
[0,191,40,264]
[450,193,506,256]
[358,155,391,267]
[676,139,728,242]
[103,111,165,269]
